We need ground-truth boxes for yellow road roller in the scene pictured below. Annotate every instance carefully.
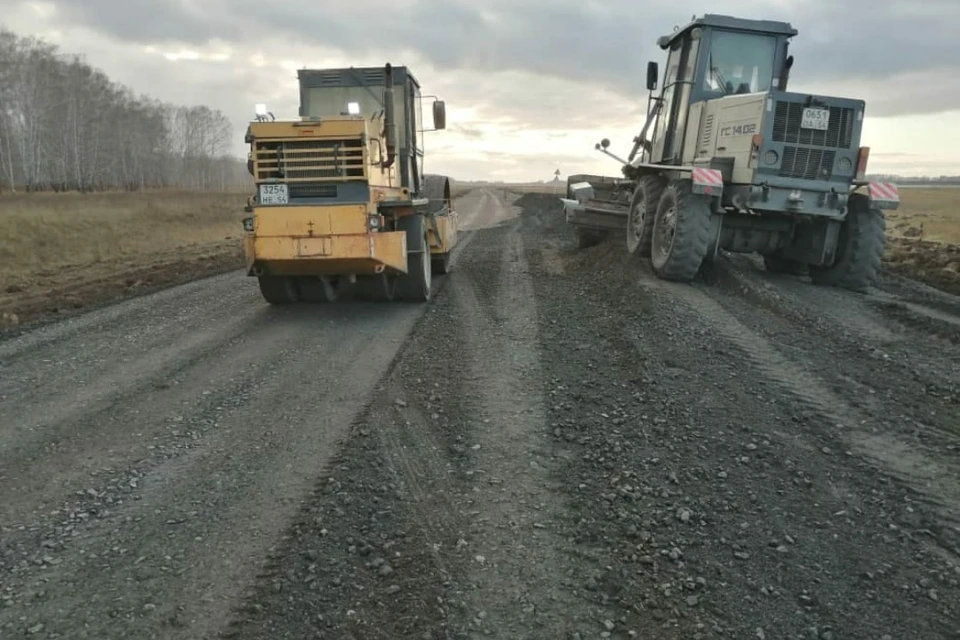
[241,63,458,303]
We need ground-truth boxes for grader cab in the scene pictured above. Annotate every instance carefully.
[561,14,900,292]
[242,63,458,304]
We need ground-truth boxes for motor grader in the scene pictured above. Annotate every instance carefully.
[560,14,900,292]
[241,63,458,304]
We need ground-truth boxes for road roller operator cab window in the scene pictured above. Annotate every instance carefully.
[302,86,384,118]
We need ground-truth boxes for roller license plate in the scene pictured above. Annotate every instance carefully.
[259,183,289,205]
[801,107,830,130]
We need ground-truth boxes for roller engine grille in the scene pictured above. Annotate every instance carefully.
[254,139,364,181]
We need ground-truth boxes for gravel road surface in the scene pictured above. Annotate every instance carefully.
[1,188,958,639]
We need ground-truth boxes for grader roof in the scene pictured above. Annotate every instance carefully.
[657,13,798,49]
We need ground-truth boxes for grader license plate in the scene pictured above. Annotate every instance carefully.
[801,107,830,130]
[259,183,289,205]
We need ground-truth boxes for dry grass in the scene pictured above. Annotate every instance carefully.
[881,187,960,295]
[885,187,960,244]
[0,189,248,287]
[0,189,249,328]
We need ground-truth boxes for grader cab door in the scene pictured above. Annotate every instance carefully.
[651,29,701,165]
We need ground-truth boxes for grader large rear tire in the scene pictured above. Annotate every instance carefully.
[650,180,713,282]
[396,214,432,302]
[257,275,299,304]
[626,175,665,257]
[808,193,885,293]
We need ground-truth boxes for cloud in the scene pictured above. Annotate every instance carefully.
[38,0,960,113]
[0,0,957,179]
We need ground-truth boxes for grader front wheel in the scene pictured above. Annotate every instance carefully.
[626,175,665,257]
[650,180,713,282]
[809,193,886,293]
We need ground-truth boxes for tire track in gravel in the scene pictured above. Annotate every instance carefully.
[0,269,251,361]
[642,273,960,557]
[517,192,959,639]
[713,253,960,382]
[440,213,586,638]
[0,305,428,640]
[0,274,259,448]
[0,191,491,640]
[704,256,960,469]
[701,256,960,441]
[708,254,902,344]
[0,308,308,532]
[0,308,283,500]
[217,189,612,640]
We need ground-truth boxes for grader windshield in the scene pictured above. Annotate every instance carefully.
[703,29,777,95]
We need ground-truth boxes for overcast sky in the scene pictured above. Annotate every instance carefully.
[2,0,959,180]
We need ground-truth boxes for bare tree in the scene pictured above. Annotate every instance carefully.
[0,26,250,192]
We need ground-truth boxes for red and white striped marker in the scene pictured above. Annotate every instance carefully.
[868,181,900,202]
[691,167,724,187]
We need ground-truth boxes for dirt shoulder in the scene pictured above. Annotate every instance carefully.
[223,190,959,639]
[0,189,484,333]
[0,240,244,331]
[0,190,248,331]
[885,236,960,297]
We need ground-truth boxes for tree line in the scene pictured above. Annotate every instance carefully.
[0,27,250,192]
